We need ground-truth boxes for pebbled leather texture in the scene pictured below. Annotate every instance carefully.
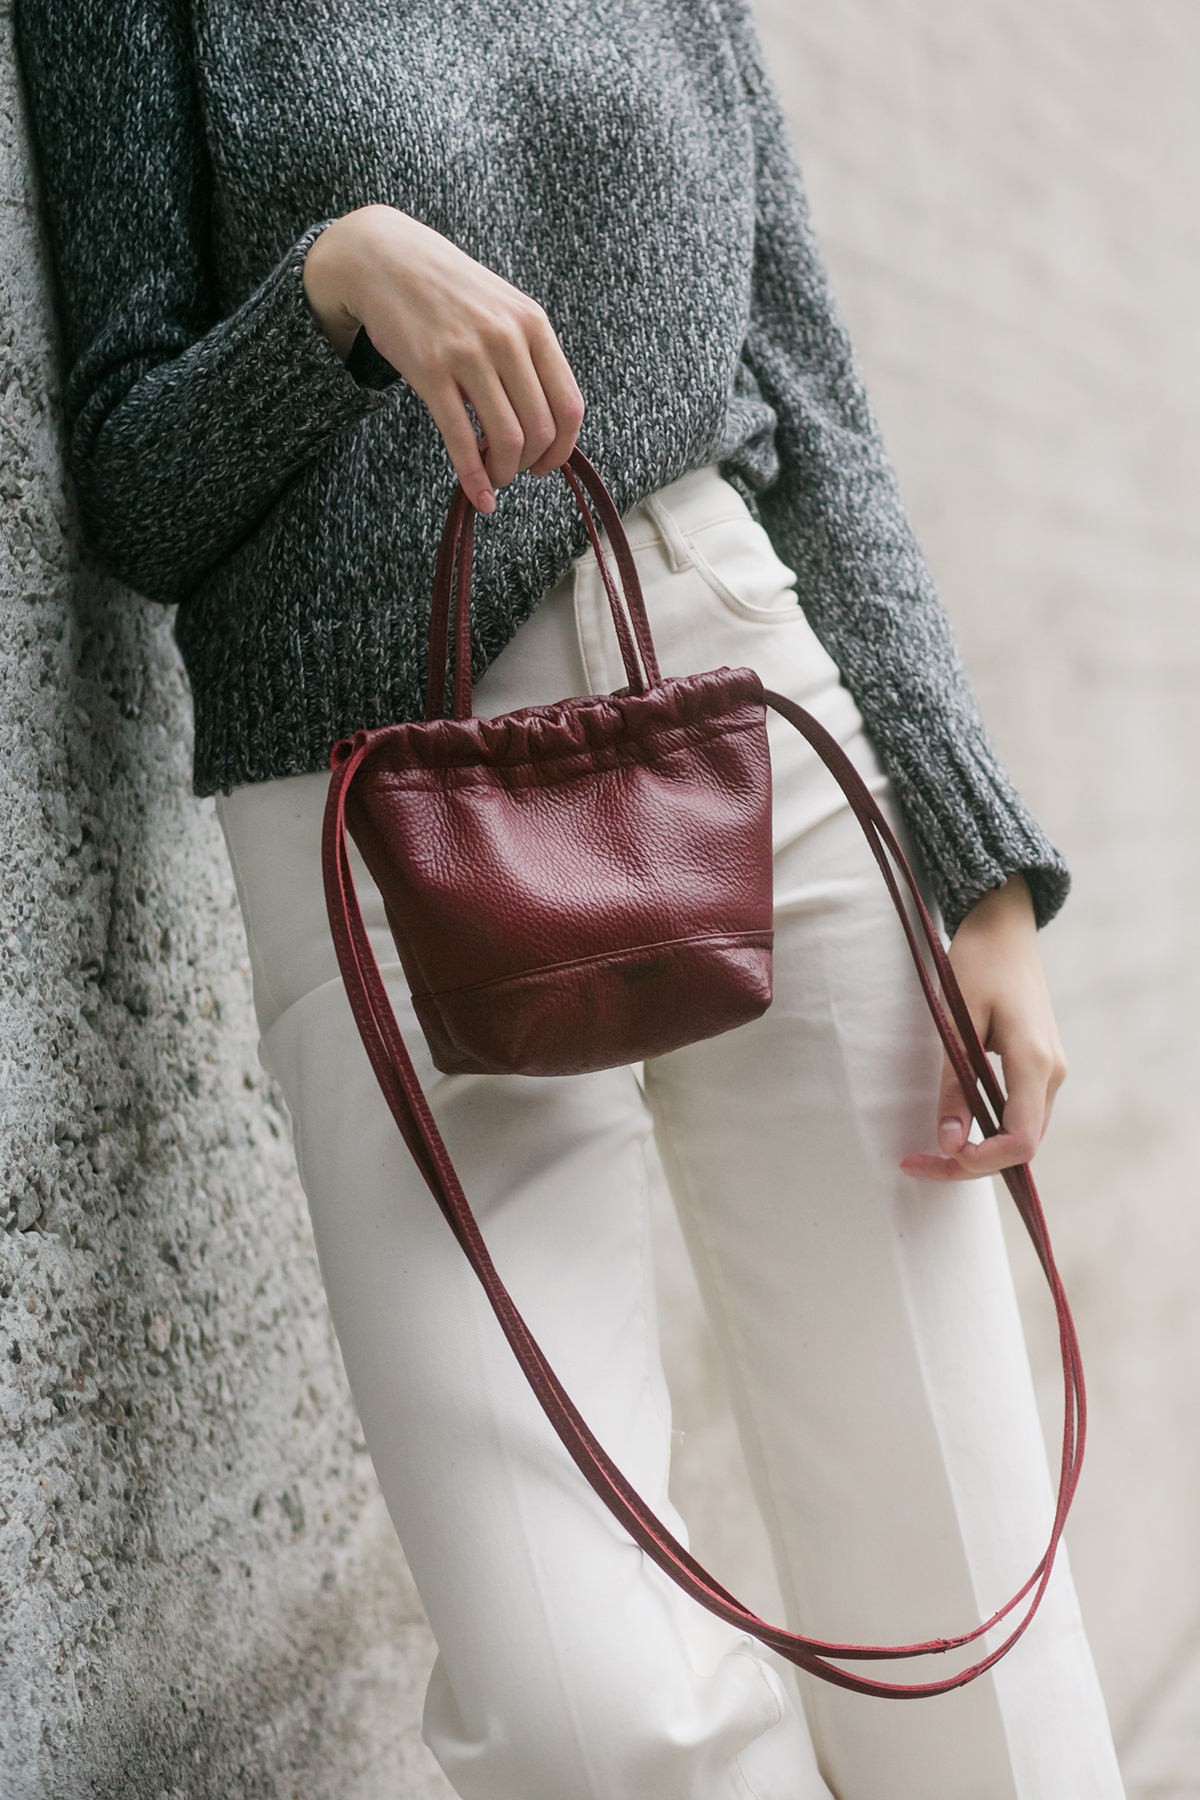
[344,664,775,1075]
[322,450,1085,1697]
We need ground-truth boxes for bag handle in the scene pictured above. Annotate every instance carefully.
[323,701,1084,1701]
[425,448,661,720]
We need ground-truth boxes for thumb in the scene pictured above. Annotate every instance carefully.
[936,1054,974,1156]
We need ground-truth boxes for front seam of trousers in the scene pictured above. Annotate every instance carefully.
[217,465,1124,1800]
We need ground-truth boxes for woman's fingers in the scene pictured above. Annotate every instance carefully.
[936,1051,974,1157]
[424,339,576,510]
[896,1001,985,1180]
[526,327,586,475]
[459,365,530,493]
[899,1055,976,1181]
[423,385,496,514]
[464,348,562,489]
[493,304,583,472]
[900,1040,1052,1182]
[466,321,584,485]
[992,1036,1059,1167]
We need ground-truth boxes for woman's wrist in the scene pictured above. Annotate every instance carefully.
[954,872,1036,942]
[303,207,398,361]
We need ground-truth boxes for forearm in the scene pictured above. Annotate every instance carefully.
[17,0,395,603]
[70,230,389,603]
[723,1,1067,930]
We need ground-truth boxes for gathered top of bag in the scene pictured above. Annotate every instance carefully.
[338,667,767,780]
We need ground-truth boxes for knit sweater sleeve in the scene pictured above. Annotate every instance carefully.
[719,3,1069,933]
[15,0,390,605]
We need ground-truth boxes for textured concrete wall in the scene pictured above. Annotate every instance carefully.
[0,5,449,1794]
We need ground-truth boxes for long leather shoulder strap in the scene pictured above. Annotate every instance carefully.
[322,705,1084,1699]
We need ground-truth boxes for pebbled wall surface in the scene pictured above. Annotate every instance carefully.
[0,3,451,1795]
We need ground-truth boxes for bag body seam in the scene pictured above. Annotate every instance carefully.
[412,927,774,1003]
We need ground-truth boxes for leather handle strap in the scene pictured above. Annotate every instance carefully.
[323,698,1084,1698]
[425,450,660,721]
[426,501,483,722]
[561,449,661,689]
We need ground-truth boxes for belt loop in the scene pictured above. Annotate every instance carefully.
[642,492,693,575]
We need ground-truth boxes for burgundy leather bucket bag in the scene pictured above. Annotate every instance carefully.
[323,449,1084,1698]
[335,450,775,1076]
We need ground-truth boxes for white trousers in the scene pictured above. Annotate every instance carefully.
[217,468,1124,1800]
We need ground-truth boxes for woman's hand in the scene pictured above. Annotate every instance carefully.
[303,205,585,514]
[899,875,1067,1181]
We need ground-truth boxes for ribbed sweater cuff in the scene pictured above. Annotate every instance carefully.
[887,720,1071,934]
[217,221,392,456]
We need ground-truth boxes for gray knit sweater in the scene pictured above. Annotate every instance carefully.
[16,0,1068,932]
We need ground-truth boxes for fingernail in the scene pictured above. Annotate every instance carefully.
[938,1116,965,1153]
[476,489,496,514]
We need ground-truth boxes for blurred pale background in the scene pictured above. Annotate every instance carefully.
[655,4,1200,1794]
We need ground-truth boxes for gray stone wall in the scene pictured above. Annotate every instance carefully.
[0,5,448,1794]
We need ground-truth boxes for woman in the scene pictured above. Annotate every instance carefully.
[16,2,1125,1795]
